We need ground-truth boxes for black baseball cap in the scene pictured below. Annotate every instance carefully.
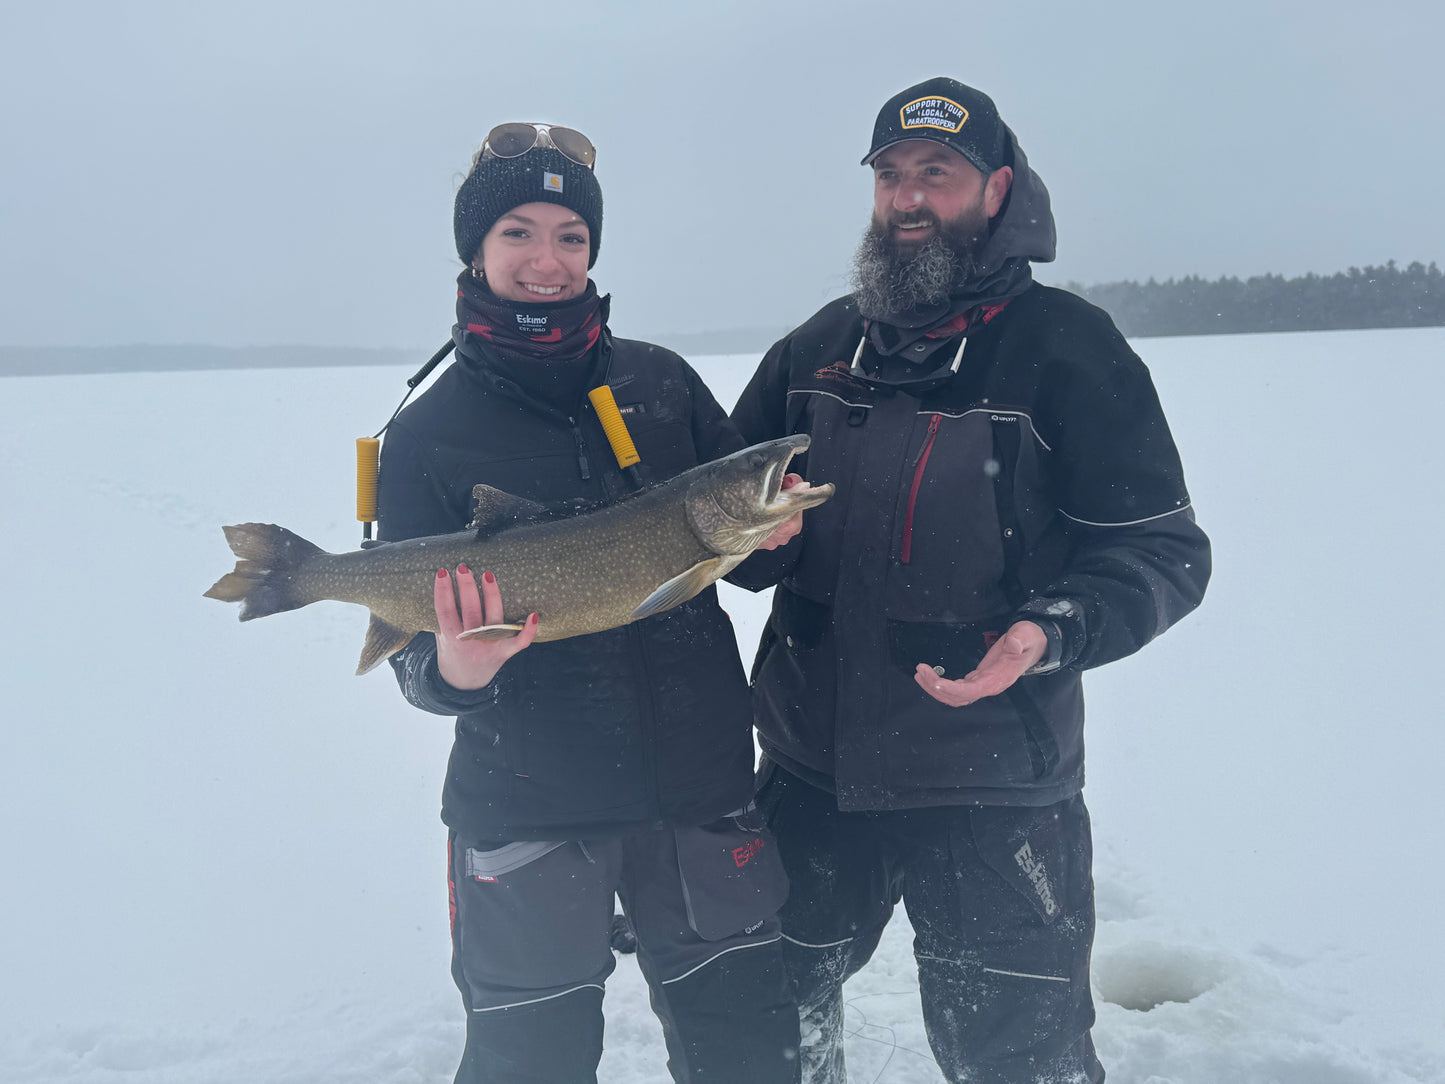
[862,77,1009,175]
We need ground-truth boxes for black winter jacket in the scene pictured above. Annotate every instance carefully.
[378,322,755,840]
[730,285,1211,811]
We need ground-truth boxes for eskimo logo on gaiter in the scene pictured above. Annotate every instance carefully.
[1014,841,1058,916]
[900,96,968,133]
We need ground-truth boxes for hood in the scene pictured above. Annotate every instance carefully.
[979,128,1057,272]
[941,127,1056,309]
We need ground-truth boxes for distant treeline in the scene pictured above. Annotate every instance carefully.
[6,264,1444,377]
[1068,260,1445,338]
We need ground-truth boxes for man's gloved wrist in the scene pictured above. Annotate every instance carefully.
[1014,597,1084,673]
[1020,617,1064,674]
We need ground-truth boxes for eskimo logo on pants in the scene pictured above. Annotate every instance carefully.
[732,837,765,868]
[1014,841,1058,916]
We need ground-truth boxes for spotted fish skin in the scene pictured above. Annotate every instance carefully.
[205,435,833,674]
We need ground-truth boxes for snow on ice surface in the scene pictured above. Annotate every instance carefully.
[1,327,1443,1083]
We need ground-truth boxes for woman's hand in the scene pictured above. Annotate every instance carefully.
[755,473,807,551]
[434,564,538,690]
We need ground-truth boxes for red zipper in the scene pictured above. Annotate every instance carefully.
[901,414,941,564]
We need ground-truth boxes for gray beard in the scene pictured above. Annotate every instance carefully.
[850,215,989,321]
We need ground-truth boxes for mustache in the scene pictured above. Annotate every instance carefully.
[884,211,940,232]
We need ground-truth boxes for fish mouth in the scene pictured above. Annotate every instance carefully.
[688,435,835,556]
[760,434,833,514]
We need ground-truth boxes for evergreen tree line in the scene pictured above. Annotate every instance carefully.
[1067,260,1445,337]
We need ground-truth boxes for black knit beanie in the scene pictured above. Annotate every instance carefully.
[453,145,604,269]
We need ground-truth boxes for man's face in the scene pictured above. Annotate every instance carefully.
[869,140,1010,248]
[851,141,1013,318]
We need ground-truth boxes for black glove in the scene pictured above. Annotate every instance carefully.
[609,911,638,955]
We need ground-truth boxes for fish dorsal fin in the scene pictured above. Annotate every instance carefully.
[468,484,548,536]
[356,613,416,675]
[631,556,744,622]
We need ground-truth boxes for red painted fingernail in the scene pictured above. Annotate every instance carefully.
[436,568,447,579]
[457,563,470,576]
[529,612,538,623]
[483,571,496,584]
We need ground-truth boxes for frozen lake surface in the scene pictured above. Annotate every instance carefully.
[1,326,1442,1082]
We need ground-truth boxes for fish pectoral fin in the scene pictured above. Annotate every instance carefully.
[631,558,731,622]
[468,485,548,535]
[356,614,416,676]
[457,622,528,641]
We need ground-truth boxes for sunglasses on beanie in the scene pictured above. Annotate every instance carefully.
[480,123,597,170]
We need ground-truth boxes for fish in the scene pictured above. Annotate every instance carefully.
[205,434,833,674]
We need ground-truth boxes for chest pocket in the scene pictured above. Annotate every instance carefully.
[616,412,696,484]
[884,412,1016,622]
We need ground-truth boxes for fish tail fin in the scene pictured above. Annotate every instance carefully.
[204,523,327,620]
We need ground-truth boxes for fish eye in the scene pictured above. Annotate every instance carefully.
[748,453,766,469]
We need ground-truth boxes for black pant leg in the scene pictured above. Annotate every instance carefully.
[639,940,800,1083]
[757,765,899,1084]
[902,797,1104,1084]
[447,834,619,1084]
[455,986,607,1084]
[620,822,801,1084]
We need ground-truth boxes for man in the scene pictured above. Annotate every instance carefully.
[729,77,1211,1083]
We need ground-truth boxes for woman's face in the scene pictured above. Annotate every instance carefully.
[476,202,590,303]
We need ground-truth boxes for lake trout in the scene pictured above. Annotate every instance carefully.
[205,435,832,674]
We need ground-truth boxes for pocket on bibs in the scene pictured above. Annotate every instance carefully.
[673,806,790,941]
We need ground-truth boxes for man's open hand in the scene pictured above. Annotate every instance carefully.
[914,620,1047,707]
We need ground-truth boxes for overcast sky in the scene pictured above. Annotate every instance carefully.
[2,0,1441,349]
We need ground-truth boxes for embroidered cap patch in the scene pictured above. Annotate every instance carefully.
[900,96,968,134]
[543,172,564,193]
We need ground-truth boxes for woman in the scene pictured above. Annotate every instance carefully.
[376,123,801,1084]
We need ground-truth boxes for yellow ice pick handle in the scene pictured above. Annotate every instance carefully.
[356,437,380,523]
[587,385,641,469]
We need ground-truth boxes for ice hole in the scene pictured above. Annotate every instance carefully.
[1093,941,1226,1012]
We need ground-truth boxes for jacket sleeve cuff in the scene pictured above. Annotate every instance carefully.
[390,632,505,716]
[1013,597,1086,673]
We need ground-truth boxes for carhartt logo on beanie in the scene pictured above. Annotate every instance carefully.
[453,146,604,268]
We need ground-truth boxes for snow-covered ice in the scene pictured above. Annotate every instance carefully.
[1,326,1442,1082]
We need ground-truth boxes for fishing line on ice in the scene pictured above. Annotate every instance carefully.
[843,990,936,1082]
